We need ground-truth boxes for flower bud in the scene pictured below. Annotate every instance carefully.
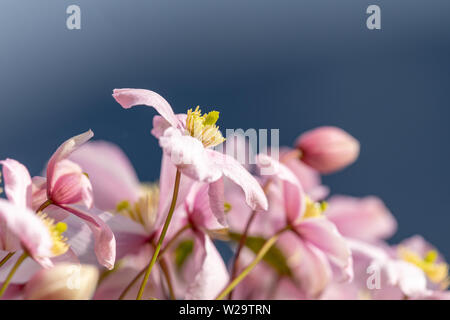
[24,263,99,300]
[295,126,360,174]
[48,159,93,208]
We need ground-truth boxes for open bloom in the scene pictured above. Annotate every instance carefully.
[112,88,268,220]
[30,131,116,269]
[0,159,70,274]
[295,126,360,174]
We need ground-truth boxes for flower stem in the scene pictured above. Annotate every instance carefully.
[228,179,272,299]
[0,252,15,269]
[37,199,53,213]
[0,252,27,298]
[119,222,190,300]
[136,169,181,300]
[216,226,289,300]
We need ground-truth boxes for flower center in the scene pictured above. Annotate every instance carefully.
[185,106,226,148]
[399,247,449,287]
[37,213,69,256]
[302,196,328,220]
[116,183,159,232]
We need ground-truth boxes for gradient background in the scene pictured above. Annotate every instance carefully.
[1,1,449,259]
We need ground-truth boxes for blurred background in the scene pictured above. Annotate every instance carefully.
[0,1,449,259]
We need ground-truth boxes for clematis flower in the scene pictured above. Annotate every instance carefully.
[295,126,360,174]
[30,131,116,270]
[228,154,351,298]
[112,88,268,216]
[0,159,70,277]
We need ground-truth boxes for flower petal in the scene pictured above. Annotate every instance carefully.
[46,130,94,194]
[0,159,32,208]
[159,127,222,182]
[294,217,351,271]
[113,88,181,129]
[0,199,53,259]
[184,234,229,299]
[58,205,116,270]
[210,151,268,211]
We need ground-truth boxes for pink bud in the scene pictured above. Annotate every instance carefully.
[48,159,93,208]
[295,126,360,174]
[24,263,99,300]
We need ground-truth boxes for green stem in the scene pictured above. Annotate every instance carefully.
[216,227,289,300]
[136,170,181,300]
[119,222,190,300]
[0,252,27,298]
[0,252,15,269]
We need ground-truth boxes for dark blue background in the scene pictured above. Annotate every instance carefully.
[1,1,449,258]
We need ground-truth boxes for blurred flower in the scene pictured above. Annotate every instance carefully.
[24,263,99,300]
[295,126,360,174]
[326,195,397,242]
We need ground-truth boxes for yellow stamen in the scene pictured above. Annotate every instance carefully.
[37,213,69,256]
[185,106,226,148]
[224,202,232,213]
[116,184,160,232]
[399,247,449,286]
[302,197,328,220]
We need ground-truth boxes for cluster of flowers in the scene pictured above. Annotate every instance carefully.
[0,88,448,300]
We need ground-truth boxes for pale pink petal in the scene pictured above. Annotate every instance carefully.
[159,127,222,182]
[326,195,397,241]
[113,88,181,129]
[151,114,187,139]
[294,217,351,271]
[69,141,141,211]
[0,159,32,208]
[185,182,226,230]
[209,151,268,211]
[279,232,332,298]
[0,200,53,260]
[208,178,227,227]
[256,154,304,222]
[49,159,93,208]
[58,205,116,270]
[184,234,229,299]
[46,130,94,192]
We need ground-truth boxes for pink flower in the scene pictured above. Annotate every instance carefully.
[295,126,360,174]
[112,88,268,214]
[31,131,116,270]
[325,195,397,242]
[230,154,353,298]
[0,159,69,270]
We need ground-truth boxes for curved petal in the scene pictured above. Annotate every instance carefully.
[113,88,181,129]
[49,159,93,208]
[210,151,268,211]
[326,195,397,241]
[151,114,187,139]
[256,153,304,221]
[58,205,116,270]
[184,234,229,299]
[0,159,32,208]
[0,200,53,260]
[46,130,94,193]
[69,141,141,211]
[208,178,227,227]
[159,127,222,182]
[294,217,351,271]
